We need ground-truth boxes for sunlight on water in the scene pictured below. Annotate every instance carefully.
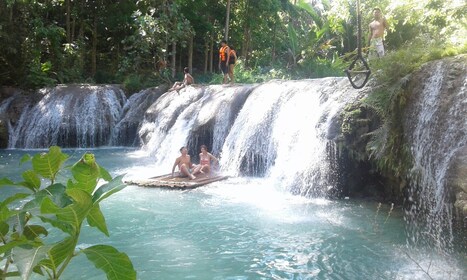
[1,149,466,279]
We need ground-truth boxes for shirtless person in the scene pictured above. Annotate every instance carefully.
[169,67,194,92]
[368,7,388,58]
[171,146,196,179]
[192,145,218,175]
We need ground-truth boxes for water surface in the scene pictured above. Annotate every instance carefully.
[1,149,465,279]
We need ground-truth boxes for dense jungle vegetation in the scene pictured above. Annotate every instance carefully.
[0,0,465,91]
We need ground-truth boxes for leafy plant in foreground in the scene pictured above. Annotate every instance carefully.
[0,146,136,279]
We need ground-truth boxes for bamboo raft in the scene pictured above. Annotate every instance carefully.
[124,173,229,190]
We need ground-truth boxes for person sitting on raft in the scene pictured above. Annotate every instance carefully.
[193,145,218,175]
[171,146,196,180]
[169,67,194,92]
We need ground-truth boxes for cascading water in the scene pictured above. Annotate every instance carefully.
[139,79,361,196]
[7,85,126,148]
[219,78,361,195]
[1,64,466,278]
[111,86,167,146]
[140,85,253,164]
[405,59,467,250]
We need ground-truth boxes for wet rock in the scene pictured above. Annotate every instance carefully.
[450,146,467,225]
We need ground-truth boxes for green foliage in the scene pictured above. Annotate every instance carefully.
[354,37,465,176]
[0,0,464,88]
[0,146,135,280]
[122,73,160,94]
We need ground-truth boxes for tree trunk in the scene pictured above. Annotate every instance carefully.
[66,0,71,42]
[241,0,251,66]
[209,33,214,73]
[91,18,97,77]
[188,34,193,74]
[178,44,182,73]
[225,0,231,40]
[79,21,84,70]
[171,41,176,78]
[272,21,277,64]
[203,35,209,74]
[71,16,76,42]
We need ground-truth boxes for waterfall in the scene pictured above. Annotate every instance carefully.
[140,85,253,165]
[139,79,361,195]
[8,85,126,148]
[111,86,167,146]
[405,60,467,250]
[219,78,359,195]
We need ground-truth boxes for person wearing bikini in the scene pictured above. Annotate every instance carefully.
[193,145,218,175]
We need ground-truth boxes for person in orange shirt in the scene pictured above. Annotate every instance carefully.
[218,40,230,84]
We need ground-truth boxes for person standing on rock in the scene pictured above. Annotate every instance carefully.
[368,7,388,58]
[218,40,231,84]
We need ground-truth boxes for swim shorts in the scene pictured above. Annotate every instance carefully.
[370,37,385,58]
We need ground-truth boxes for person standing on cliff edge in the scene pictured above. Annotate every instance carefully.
[218,40,230,84]
[368,7,388,58]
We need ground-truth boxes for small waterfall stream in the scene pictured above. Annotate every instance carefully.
[7,85,126,148]
[405,60,467,250]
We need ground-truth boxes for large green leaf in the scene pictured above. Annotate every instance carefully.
[0,177,16,187]
[40,197,61,215]
[41,189,93,232]
[287,24,299,56]
[92,175,127,204]
[69,153,101,194]
[38,215,74,235]
[0,205,12,224]
[12,245,50,280]
[19,154,31,165]
[87,204,109,236]
[82,245,136,280]
[0,240,34,255]
[23,225,48,240]
[40,237,75,272]
[99,165,113,182]
[1,271,20,277]
[23,184,69,215]
[0,178,35,192]
[31,146,68,181]
[22,170,42,191]
[0,221,9,236]
[297,0,324,28]
[0,193,30,212]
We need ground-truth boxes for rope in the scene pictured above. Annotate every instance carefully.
[345,0,371,89]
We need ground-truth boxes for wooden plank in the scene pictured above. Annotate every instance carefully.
[124,173,229,190]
